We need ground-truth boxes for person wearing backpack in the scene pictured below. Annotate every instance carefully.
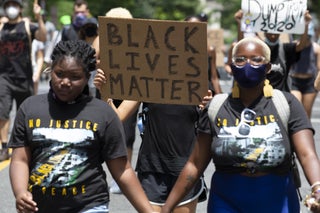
[0,0,46,161]
[160,37,320,213]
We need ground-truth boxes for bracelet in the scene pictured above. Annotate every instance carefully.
[311,181,320,189]
[312,185,320,193]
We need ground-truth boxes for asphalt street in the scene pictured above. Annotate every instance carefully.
[0,78,320,212]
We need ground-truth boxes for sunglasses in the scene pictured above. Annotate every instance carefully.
[237,108,256,137]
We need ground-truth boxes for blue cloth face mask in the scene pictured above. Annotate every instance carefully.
[73,13,87,28]
[231,63,267,88]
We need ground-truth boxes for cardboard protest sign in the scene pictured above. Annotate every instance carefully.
[98,17,208,105]
[207,29,225,67]
[241,0,307,34]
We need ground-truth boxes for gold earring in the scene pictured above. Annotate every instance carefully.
[263,79,273,97]
[232,81,240,98]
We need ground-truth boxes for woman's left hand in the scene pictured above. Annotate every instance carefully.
[304,190,320,212]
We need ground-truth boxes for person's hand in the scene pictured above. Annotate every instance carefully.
[234,9,243,24]
[304,189,320,212]
[304,10,312,25]
[199,90,213,110]
[15,190,38,213]
[33,1,42,20]
[93,69,106,91]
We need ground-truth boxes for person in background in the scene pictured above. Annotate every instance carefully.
[289,22,320,119]
[31,38,45,94]
[42,10,56,65]
[160,37,320,213]
[92,7,140,195]
[94,58,212,213]
[0,0,46,161]
[232,9,312,92]
[61,0,90,41]
[184,14,222,96]
[78,17,98,97]
[8,40,157,213]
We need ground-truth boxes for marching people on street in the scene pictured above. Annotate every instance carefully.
[289,22,320,119]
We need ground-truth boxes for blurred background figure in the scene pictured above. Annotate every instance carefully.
[31,38,45,94]
[61,0,90,41]
[79,17,98,97]
[289,22,320,119]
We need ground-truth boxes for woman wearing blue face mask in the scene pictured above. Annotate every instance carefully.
[160,37,320,213]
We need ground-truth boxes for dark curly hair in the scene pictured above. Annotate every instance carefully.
[51,40,96,74]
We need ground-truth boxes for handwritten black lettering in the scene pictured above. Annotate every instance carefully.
[127,24,139,47]
[171,80,183,100]
[144,25,159,49]
[107,23,122,45]
[188,81,201,103]
[165,26,176,51]
[109,73,124,95]
[129,76,143,96]
[185,27,199,53]
[186,57,200,77]
[168,55,179,75]
[126,52,140,71]
[145,53,160,72]
[108,49,120,69]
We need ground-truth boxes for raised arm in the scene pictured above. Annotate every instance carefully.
[208,46,222,94]
[33,3,46,42]
[295,10,312,52]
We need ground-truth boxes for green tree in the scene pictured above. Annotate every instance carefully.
[29,0,201,24]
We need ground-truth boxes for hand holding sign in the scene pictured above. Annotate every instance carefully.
[98,17,208,105]
[241,0,307,34]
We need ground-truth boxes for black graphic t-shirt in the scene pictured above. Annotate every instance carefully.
[9,92,127,212]
[0,21,37,80]
[198,92,313,174]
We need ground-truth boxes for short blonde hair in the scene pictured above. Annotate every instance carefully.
[105,7,133,18]
[232,37,271,62]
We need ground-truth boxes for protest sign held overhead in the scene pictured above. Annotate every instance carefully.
[98,17,208,105]
[241,0,307,34]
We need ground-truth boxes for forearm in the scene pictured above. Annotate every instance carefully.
[119,169,154,212]
[299,153,320,186]
[161,162,201,213]
[9,159,30,197]
[211,78,222,94]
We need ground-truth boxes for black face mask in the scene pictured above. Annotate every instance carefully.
[84,26,97,37]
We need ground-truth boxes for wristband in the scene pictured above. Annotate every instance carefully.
[311,181,320,189]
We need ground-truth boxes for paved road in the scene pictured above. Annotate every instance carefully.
[0,79,320,212]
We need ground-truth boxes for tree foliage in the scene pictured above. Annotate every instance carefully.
[29,0,201,26]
